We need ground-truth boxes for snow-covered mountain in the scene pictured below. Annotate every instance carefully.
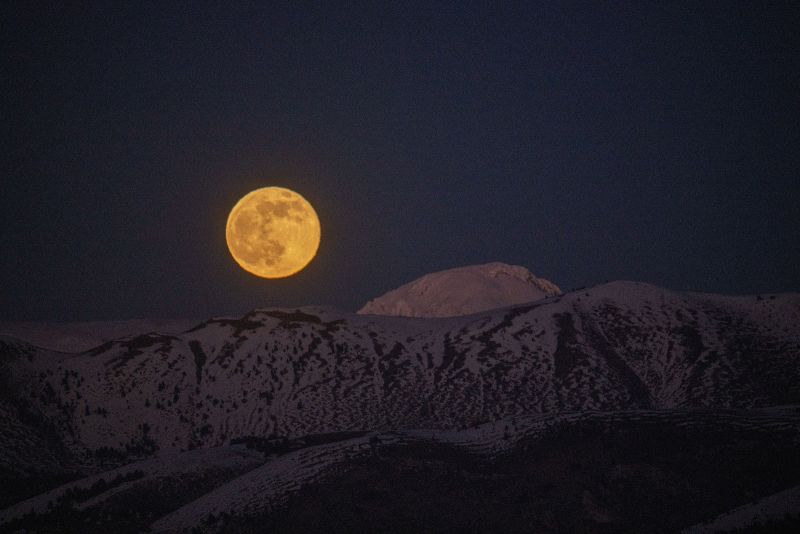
[1,280,799,531]
[2,282,798,456]
[358,262,561,317]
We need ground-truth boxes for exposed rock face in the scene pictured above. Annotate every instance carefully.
[358,262,562,317]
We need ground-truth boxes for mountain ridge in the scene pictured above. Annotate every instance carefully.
[2,280,799,532]
[2,281,798,456]
[358,262,562,318]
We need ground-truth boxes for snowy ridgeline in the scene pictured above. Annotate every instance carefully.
[0,319,198,353]
[358,262,562,317]
[1,279,799,533]
[1,280,798,457]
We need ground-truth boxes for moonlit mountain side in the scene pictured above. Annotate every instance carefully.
[358,262,562,318]
[1,277,799,532]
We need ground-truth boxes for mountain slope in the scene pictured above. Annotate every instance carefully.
[4,408,799,533]
[1,281,799,532]
[2,282,798,458]
[358,262,561,317]
[150,407,800,533]
[0,319,197,353]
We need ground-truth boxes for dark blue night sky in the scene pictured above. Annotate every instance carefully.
[2,1,799,320]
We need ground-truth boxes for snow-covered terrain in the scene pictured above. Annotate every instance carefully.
[0,319,197,353]
[1,282,798,456]
[150,407,800,533]
[684,484,800,533]
[358,262,561,317]
[0,446,263,524]
[1,280,799,532]
[4,407,797,533]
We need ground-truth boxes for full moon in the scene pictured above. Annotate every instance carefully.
[225,187,321,278]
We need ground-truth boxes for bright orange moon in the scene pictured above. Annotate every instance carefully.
[225,187,321,278]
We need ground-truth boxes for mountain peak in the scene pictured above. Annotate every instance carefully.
[357,262,561,318]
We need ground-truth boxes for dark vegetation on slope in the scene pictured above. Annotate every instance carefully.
[230,430,369,458]
[0,473,82,512]
[218,413,800,534]
[0,466,251,534]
